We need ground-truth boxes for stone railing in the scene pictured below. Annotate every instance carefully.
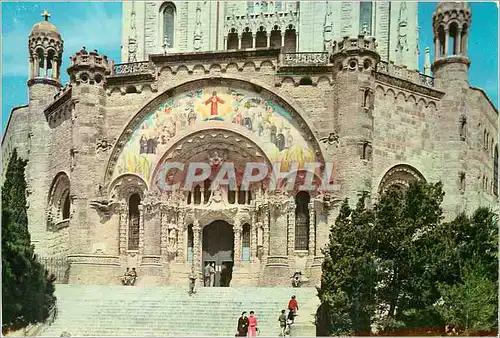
[282,52,329,66]
[112,61,151,76]
[224,10,299,34]
[69,51,110,70]
[376,60,435,87]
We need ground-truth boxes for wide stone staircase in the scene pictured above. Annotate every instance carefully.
[41,285,319,336]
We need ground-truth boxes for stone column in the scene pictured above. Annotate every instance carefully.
[138,204,145,254]
[193,220,201,271]
[34,55,40,77]
[444,28,450,56]
[267,33,271,47]
[238,34,242,49]
[43,53,48,78]
[308,202,316,256]
[250,213,257,261]
[29,57,34,79]
[119,204,128,255]
[462,33,468,56]
[252,34,256,48]
[176,210,185,262]
[224,35,227,50]
[53,57,58,79]
[233,218,242,263]
[281,33,285,48]
[435,38,440,59]
[287,202,295,255]
[160,209,168,257]
[263,206,270,257]
[456,28,462,55]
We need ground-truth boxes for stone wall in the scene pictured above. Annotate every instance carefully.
[3,41,498,286]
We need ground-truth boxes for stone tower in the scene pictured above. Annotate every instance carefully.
[431,2,472,217]
[432,1,472,90]
[66,48,111,257]
[330,35,379,206]
[26,10,64,252]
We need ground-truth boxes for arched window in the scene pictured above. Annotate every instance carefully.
[204,179,211,204]
[241,28,253,49]
[194,185,201,205]
[128,194,141,250]
[238,186,246,204]
[359,1,373,35]
[255,27,267,48]
[62,193,71,220]
[270,26,282,48]
[187,224,194,263]
[284,25,297,53]
[161,2,176,49]
[242,223,251,261]
[227,28,238,50]
[459,115,467,141]
[294,191,310,250]
[437,26,446,57]
[494,145,498,196]
[449,22,459,56]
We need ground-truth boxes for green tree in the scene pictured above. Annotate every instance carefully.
[436,265,497,334]
[317,194,377,335]
[433,208,498,334]
[2,149,56,333]
[373,182,445,332]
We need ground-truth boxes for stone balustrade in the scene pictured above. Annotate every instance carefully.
[376,60,435,87]
[281,52,328,66]
[224,10,299,35]
[112,61,151,76]
[69,50,110,70]
[332,35,378,55]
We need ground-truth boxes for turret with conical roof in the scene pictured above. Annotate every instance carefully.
[28,10,64,87]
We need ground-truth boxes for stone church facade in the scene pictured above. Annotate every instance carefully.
[122,1,419,70]
[2,2,498,287]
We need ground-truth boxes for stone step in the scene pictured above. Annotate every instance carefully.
[41,285,318,336]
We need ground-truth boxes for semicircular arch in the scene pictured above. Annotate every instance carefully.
[104,77,326,190]
[377,163,426,194]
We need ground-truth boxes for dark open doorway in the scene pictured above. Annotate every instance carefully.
[202,220,234,287]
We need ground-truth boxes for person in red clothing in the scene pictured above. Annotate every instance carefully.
[287,295,299,323]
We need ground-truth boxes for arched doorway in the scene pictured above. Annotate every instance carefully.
[202,220,234,287]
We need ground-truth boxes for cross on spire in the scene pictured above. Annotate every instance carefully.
[41,10,51,21]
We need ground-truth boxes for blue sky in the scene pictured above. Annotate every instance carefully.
[2,2,498,134]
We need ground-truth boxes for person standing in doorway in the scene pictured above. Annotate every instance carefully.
[209,262,216,287]
[204,262,211,287]
[188,266,197,296]
[248,311,258,336]
[235,311,249,336]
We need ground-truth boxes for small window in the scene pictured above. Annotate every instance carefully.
[62,193,71,219]
[459,172,466,194]
[459,116,467,141]
[295,191,310,250]
[128,193,141,250]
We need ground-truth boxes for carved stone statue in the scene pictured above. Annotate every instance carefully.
[193,3,203,51]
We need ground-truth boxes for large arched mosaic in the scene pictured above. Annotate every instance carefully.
[106,79,324,191]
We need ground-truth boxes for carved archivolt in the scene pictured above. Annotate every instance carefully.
[103,78,326,188]
[378,164,426,194]
[108,173,148,202]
